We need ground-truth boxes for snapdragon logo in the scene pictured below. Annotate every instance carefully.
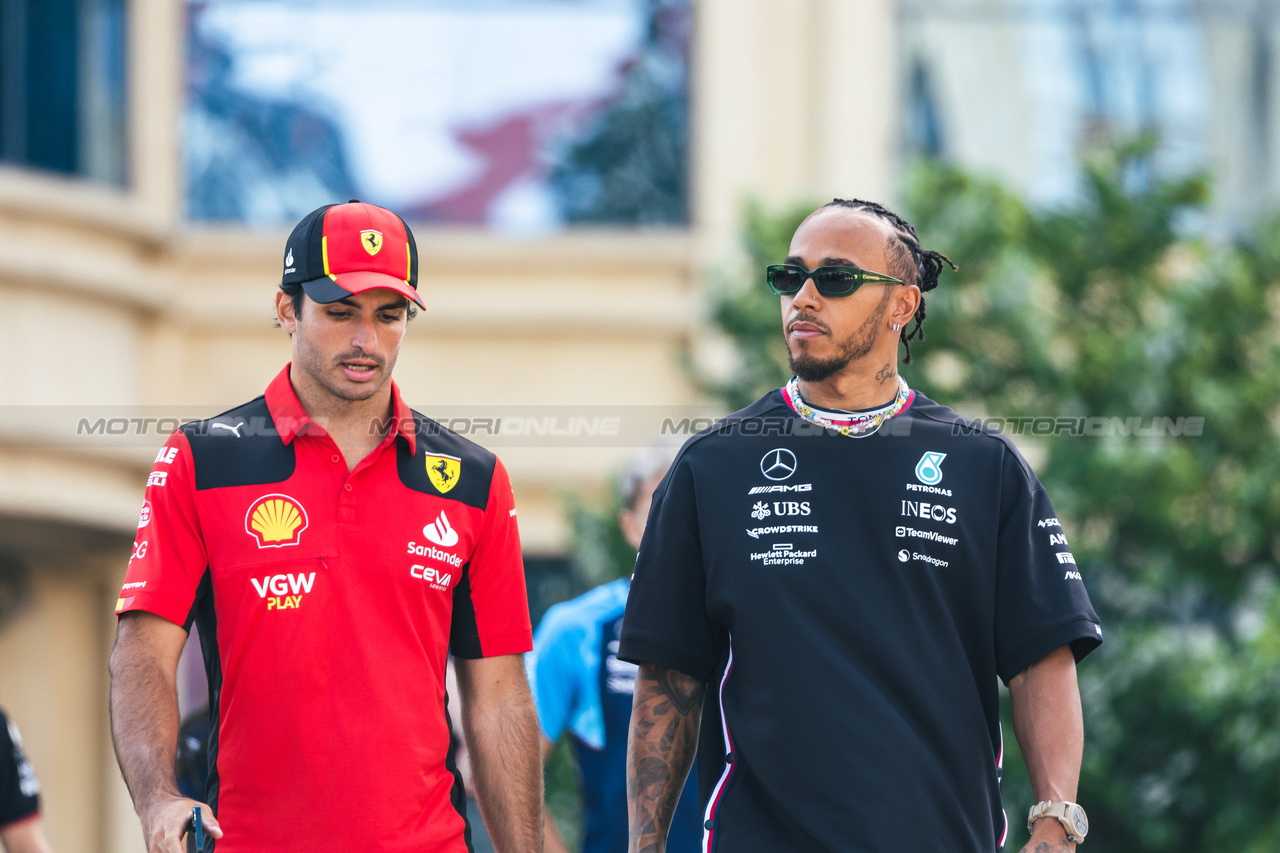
[898,551,949,568]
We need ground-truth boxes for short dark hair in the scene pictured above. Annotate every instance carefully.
[822,198,956,363]
[277,281,418,325]
[618,443,679,511]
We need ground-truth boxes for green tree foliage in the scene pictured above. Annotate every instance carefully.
[549,0,690,225]
[565,481,635,587]
[698,144,1280,851]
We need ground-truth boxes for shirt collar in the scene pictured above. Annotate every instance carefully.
[264,363,417,454]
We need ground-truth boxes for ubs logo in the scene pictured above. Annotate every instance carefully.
[760,448,797,481]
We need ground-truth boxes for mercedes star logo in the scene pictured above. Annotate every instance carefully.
[760,448,797,481]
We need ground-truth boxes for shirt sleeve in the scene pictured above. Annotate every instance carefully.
[994,450,1103,685]
[450,456,533,658]
[529,604,586,743]
[115,431,208,628]
[618,456,718,681]
[0,712,40,828]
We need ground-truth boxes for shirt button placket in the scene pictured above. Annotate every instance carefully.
[339,479,356,525]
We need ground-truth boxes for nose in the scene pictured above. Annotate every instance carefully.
[791,275,822,310]
[349,313,377,352]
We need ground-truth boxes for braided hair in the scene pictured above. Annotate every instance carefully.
[822,198,956,364]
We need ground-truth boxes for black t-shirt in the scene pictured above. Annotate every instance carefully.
[0,710,40,828]
[618,388,1102,852]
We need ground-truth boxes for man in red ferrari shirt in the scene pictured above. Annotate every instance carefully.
[108,201,543,853]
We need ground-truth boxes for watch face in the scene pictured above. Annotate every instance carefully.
[1070,804,1089,835]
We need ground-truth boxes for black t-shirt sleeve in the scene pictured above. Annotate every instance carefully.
[618,456,717,681]
[994,451,1103,685]
[0,711,40,827]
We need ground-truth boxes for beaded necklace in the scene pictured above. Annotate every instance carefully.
[782,375,914,438]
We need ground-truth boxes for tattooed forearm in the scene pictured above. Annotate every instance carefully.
[875,363,896,384]
[655,665,703,714]
[627,663,705,853]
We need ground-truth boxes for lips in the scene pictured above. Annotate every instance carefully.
[788,320,827,340]
[339,360,381,381]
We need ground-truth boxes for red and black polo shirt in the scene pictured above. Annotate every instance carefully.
[116,365,532,853]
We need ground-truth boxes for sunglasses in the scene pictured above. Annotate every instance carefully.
[765,263,903,296]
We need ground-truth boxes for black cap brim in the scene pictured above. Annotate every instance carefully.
[299,274,424,309]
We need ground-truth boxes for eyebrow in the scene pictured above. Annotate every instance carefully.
[334,297,407,312]
[783,256,857,267]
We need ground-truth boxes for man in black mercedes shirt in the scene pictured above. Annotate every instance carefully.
[619,199,1102,853]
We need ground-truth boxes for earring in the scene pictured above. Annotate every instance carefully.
[891,323,901,332]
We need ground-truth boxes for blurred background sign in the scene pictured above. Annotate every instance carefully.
[184,0,691,229]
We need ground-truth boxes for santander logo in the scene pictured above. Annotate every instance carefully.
[423,510,459,547]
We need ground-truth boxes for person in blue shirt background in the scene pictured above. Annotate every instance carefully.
[530,445,701,853]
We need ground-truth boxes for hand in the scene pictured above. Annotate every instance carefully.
[139,796,223,853]
[1017,816,1075,853]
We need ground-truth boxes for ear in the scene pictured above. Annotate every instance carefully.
[618,508,645,551]
[888,284,921,330]
[276,290,298,334]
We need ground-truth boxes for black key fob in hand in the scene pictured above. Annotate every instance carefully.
[186,806,204,853]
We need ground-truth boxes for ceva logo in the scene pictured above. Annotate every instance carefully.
[411,564,453,591]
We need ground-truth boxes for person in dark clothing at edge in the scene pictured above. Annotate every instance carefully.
[0,710,52,853]
[529,445,701,853]
[619,199,1101,853]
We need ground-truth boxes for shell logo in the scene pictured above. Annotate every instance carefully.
[245,494,309,548]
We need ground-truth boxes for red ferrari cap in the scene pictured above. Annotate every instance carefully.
[282,201,424,309]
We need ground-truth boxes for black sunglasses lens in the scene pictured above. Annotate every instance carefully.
[769,268,806,293]
[814,268,856,294]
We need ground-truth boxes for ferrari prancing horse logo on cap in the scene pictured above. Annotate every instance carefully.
[425,453,461,494]
[361,230,383,256]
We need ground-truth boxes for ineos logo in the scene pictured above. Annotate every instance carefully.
[760,448,797,481]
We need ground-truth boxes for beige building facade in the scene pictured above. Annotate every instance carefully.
[0,0,896,848]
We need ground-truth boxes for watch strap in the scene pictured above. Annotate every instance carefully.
[1027,800,1087,843]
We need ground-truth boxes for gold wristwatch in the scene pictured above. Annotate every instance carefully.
[1027,801,1088,843]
